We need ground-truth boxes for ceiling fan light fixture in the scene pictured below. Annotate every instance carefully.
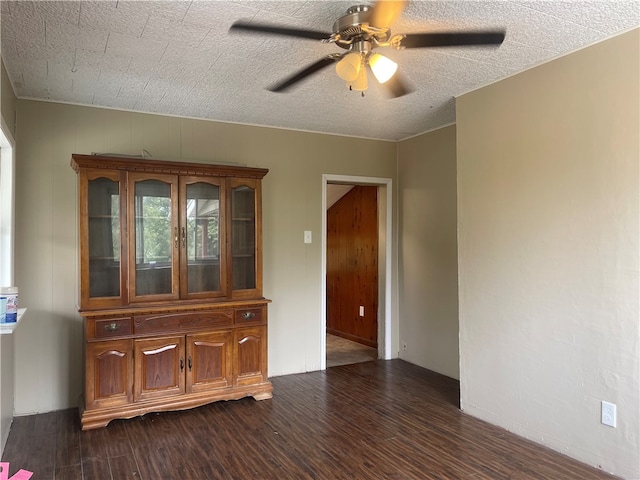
[336,52,362,82]
[369,53,398,84]
[348,65,368,92]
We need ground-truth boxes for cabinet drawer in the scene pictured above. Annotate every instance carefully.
[235,307,264,325]
[90,317,133,339]
[134,310,234,335]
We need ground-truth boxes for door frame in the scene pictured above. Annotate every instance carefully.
[321,174,393,370]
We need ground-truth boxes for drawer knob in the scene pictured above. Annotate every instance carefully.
[104,322,121,332]
[242,311,256,320]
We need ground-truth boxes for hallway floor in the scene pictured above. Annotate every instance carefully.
[326,333,377,367]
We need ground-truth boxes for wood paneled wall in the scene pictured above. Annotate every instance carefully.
[326,186,378,347]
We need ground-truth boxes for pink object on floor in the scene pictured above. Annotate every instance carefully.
[0,462,33,480]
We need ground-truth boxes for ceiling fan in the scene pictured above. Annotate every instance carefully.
[230,1,505,98]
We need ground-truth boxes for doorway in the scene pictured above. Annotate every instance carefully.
[321,174,392,370]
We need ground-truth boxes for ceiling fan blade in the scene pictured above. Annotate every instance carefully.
[398,30,506,48]
[269,56,340,93]
[367,64,412,99]
[369,0,408,29]
[381,73,412,99]
[230,21,332,41]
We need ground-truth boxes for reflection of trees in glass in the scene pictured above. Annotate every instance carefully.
[206,215,219,256]
[135,180,172,264]
[133,181,220,266]
[187,210,219,260]
[111,194,120,261]
[186,185,220,262]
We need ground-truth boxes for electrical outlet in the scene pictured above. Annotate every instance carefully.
[601,401,617,428]
[304,231,312,244]
[402,342,408,352]
[359,306,364,317]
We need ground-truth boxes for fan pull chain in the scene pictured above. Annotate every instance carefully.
[348,85,366,97]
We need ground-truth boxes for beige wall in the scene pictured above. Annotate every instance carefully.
[1,58,16,139]
[398,125,459,379]
[457,29,639,479]
[13,99,399,414]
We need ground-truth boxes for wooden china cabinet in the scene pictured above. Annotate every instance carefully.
[71,154,271,430]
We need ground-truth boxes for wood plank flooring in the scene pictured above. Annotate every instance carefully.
[1,360,618,479]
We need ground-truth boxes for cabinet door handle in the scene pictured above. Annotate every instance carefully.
[181,227,186,248]
[104,322,120,332]
[180,357,184,371]
[242,311,256,320]
[174,227,179,249]
[188,356,192,370]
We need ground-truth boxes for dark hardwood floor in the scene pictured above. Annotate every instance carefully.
[2,360,618,479]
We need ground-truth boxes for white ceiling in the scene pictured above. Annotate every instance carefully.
[1,1,638,141]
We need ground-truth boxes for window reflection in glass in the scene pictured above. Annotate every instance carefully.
[186,184,219,261]
[186,183,220,293]
[135,180,172,295]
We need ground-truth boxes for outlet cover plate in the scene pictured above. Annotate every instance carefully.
[601,401,617,428]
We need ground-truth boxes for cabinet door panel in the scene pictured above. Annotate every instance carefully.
[187,331,232,393]
[86,339,133,409]
[180,177,227,299]
[128,173,180,302]
[81,169,126,308]
[134,336,185,401]
[235,326,267,386]
[229,178,262,298]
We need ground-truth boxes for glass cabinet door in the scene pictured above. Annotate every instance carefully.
[230,179,261,297]
[83,170,123,307]
[75,155,268,310]
[180,177,226,298]
[128,173,179,301]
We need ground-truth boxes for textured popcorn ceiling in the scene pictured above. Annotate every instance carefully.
[1,1,638,141]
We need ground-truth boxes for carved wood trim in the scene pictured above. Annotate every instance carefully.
[71,154,268,179]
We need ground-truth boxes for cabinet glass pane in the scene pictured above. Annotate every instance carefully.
[135,180,173,295]
[186,183,221,293]
[232,185,256,290]
[88,177,120,298]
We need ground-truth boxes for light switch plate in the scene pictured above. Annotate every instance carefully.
[304,231,312,244]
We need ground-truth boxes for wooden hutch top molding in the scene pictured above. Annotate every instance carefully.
[71,154,269,179]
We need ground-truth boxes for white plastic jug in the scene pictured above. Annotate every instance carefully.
[0,287,18,323]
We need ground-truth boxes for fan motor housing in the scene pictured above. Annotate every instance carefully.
[333,4,391,49]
